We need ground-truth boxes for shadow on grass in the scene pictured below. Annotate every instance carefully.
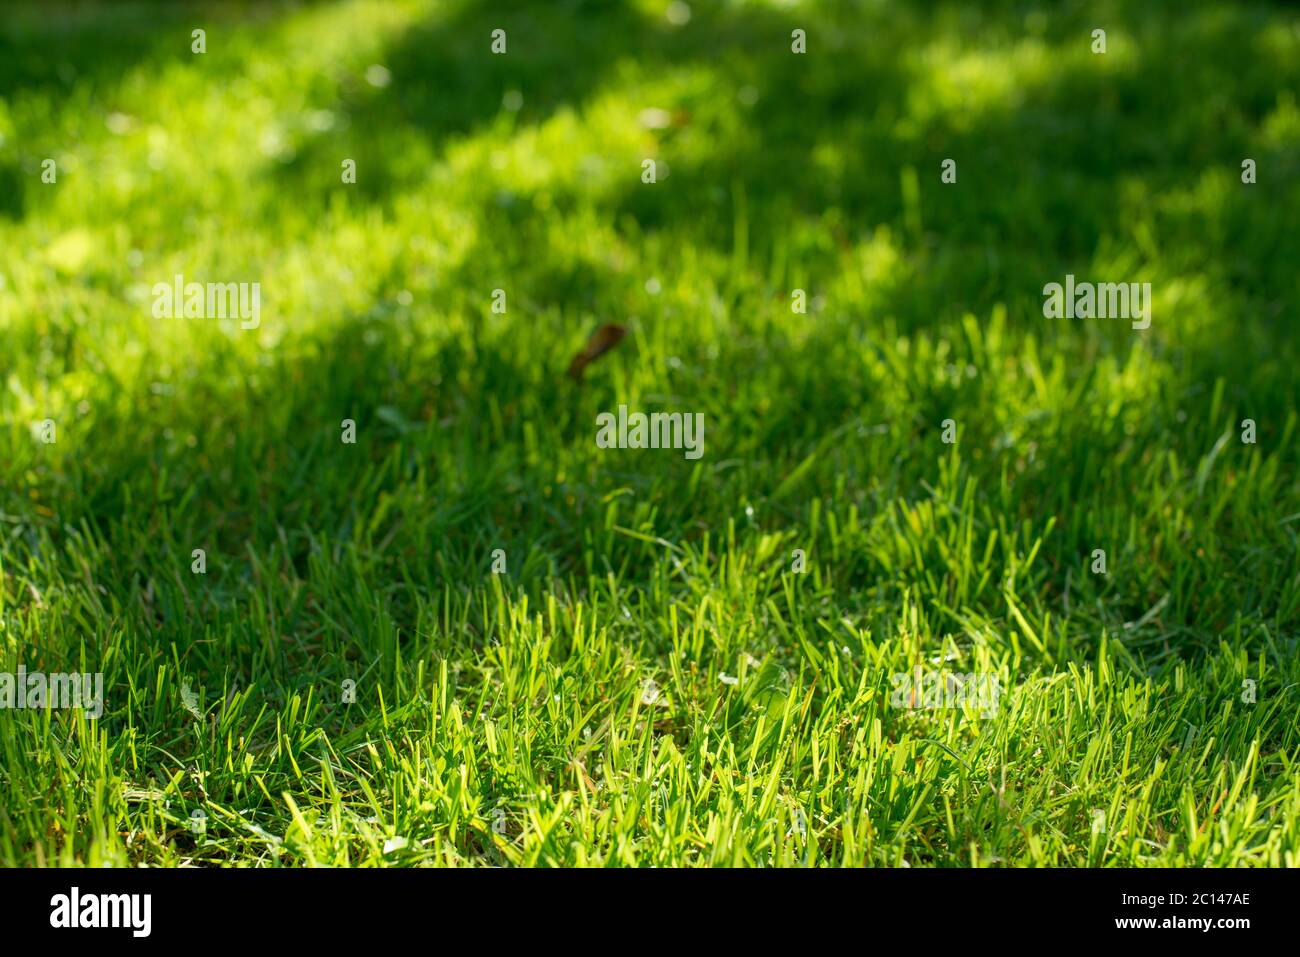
[5,0,1299,674]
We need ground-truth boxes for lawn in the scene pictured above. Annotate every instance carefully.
[1,0,1298,867]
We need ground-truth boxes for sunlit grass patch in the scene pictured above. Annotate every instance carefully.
[0,0,1297,867]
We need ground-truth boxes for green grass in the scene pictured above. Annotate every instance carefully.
[1,0,1298,867]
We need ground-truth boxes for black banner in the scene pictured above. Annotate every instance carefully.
[0,867,1286,945]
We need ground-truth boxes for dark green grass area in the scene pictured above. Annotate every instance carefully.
[0,0,1298,865]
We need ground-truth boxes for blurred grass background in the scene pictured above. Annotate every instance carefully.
[0,0,1298,866]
